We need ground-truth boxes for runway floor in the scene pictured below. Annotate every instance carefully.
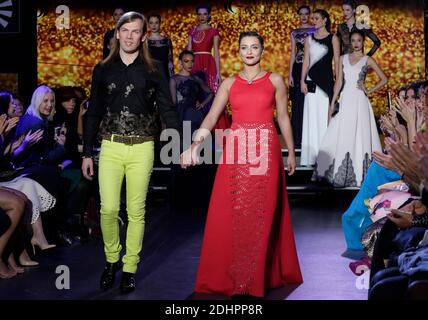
[0,189,368,300]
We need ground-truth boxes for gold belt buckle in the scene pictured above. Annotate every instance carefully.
[124,136,134,146]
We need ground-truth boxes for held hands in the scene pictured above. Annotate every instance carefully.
[180,143,200,169]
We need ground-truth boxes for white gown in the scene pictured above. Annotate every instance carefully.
[313,54,382,187]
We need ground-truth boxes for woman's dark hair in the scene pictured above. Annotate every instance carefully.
[406,82,421,99]
[179,50,194,60]
[196,4,211,14]
[147,13,161,24]
[239,31,264,50]
[102,12,155,72]
[349,29,365,41]
[313,9,331,32]
[343,0,357,10]
[56,86,78,104]
[72,86,87,101]
[397,85,407,96]
[297,5,311,14]
[0,90,12,116]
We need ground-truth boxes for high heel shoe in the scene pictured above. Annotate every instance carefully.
[19,256,39,267]
[30,238,56,255]
[18,250,39,267]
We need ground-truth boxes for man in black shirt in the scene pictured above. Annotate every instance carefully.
[102,7,125,59]
[337,0,381,57]
[82,11,181,293]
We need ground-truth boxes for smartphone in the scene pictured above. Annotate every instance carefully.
[54,126,61,137]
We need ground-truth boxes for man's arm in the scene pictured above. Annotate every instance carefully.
[83,64,105,157]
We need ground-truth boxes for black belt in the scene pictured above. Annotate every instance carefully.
[102,134,154,145]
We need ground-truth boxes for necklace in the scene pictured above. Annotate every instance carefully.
[242,69,263,85]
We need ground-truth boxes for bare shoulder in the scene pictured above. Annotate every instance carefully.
[220,76,236,90]
[269,72,286,87]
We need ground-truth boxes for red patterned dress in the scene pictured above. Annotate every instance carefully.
[188,26,230,130]
[194,72,303,297]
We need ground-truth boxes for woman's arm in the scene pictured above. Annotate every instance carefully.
[365,28,381,57]
[195,76,213,108]
[168,37,174,77]
[192,77,233,143]
[332,34,341,81]
[213,35,221,83]
[271,73,296,175]
[329,55,344,122]
[187,35,192,50]
[169,77,177,105]
[288,32,296,87]
[300,37,310,94]
[365,57,388,95]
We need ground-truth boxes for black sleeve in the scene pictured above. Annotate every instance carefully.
[365,28,381,57]
[336,25,344,54]
[168,38,174,77]
[422,187,428,207]
[83,64,106,157]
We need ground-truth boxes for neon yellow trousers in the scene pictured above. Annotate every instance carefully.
[98,139,154,274]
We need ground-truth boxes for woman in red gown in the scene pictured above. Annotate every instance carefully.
[181,32,303,297]
[187,4,230,130]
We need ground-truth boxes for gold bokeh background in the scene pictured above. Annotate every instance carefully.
[37,1,425,117]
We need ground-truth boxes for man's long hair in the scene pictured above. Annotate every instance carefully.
[102,11,155,72]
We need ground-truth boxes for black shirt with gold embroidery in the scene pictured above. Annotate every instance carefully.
[83,56,181,157]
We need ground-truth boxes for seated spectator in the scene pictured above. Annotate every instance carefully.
[0,187,25,279]
[53,86,91,240]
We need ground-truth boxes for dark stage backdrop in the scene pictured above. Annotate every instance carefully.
[36,0,425,116]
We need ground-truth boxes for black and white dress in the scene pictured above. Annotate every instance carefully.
[300,33,334,166]
[290,27,315,148]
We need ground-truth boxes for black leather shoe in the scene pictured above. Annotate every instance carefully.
[100,262,119,290]
[119,272,136,293]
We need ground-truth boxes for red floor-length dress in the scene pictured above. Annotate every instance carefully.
[194,72,303,297]
[188,26,230,130]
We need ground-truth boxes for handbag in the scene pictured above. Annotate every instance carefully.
[305,80,316,93]
[331,101,340,117]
